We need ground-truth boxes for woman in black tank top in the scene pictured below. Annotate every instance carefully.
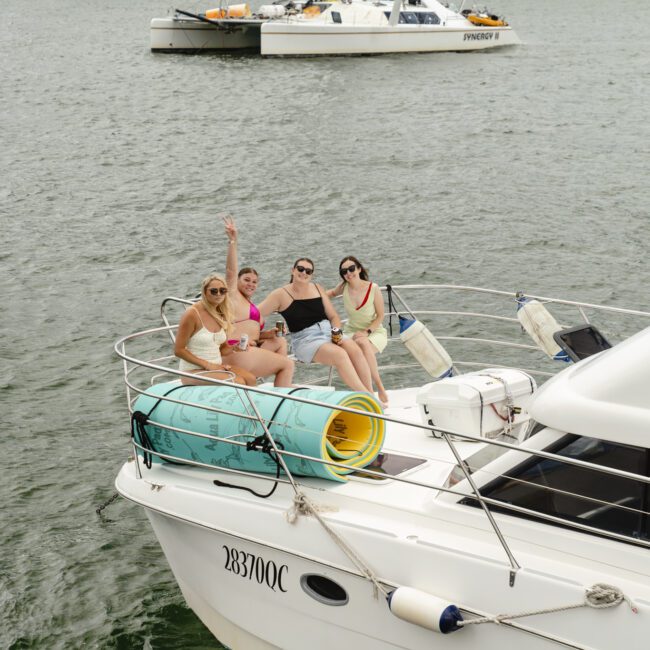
[258,258,373,394]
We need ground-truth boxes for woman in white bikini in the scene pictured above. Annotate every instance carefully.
[174,273,256,386]
[221,216,294,387]
[327,256,388,405]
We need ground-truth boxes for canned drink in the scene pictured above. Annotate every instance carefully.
[275,320,285,337]
[331,327,343,344]
[238,334,249,351]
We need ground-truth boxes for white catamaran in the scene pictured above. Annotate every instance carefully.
[150,1,520,55]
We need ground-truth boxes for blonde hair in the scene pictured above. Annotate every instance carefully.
[199,273,234,336]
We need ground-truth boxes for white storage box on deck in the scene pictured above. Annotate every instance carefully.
[416,368,536,440]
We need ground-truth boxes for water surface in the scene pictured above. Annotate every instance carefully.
[1,0,649,647]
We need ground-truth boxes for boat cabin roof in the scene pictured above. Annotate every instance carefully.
[530,326,650,447]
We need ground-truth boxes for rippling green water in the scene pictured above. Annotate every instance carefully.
[2,0,649,647]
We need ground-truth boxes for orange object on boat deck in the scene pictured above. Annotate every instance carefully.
[205,4,251,19]
[302,5,322,17]
[467,13,506,27]
[205,7,226,18]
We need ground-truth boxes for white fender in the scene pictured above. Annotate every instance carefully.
[399,317,453,379]
[388,587,463,634]
[516,297,569,362]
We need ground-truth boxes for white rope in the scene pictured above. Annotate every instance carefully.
[285,493,390,599]
[458,583,638,627]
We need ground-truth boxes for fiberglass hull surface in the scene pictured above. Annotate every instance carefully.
[260,25,520,56]
[116,460,649,650]
[150,18,261,52]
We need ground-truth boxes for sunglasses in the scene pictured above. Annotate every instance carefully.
[295,265,314,275]
[208,287,228,296]
[340,263,357,276]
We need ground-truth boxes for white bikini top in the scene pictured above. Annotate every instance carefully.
[179,307,227,372]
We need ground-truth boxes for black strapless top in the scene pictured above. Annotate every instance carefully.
[280,288,327,333]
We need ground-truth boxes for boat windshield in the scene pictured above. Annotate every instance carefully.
[465,434,650,543]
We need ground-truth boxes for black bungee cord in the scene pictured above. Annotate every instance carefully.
[386,284,396,337]
[213,387,307,499]
[131,384,189,469]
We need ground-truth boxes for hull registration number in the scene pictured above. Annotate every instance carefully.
[223,544,288,592]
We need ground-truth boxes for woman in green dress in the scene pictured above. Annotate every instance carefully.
[327,256,388,405]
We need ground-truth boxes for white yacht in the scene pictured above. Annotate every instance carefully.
[115,285,650,649]
[150,1,519,55]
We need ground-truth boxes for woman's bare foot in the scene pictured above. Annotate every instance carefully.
[377,389,389,409]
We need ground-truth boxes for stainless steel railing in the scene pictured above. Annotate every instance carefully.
[115,285,650,577]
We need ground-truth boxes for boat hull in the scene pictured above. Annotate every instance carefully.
[150,17,261,52]
[116,461,648,650]
[146,510,415,650]
[150,17,519,55]
[261,24,520,56]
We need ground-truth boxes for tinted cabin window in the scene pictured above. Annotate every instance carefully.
[399,12,419,24]
[464,435,650,542]
[418,12,440,24]
[331,11,342,23]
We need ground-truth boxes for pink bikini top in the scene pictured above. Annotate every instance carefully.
[249,301,264,327]
[229,300,264,346]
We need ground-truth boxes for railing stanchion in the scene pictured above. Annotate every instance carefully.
[240,388,300,493]
[441,431,521,586]
[132,441,143,479]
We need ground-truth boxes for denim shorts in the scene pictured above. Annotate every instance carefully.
[290,320,334,363]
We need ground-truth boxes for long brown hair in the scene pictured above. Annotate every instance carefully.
[338,255,369,281]
[199,273,234,335]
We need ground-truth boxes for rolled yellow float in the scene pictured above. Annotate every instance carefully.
[132,383,385,482]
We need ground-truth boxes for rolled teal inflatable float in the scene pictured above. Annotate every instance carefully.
[132,382,385,482]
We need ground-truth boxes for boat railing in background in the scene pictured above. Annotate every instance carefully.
[377,284,650,380]
[160,296,194,344]
[158,285,650,384]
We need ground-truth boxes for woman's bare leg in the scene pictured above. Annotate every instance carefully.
[313,343,367,392]
[339,338,373,392]
[224,348,294,387]
[260,336,288,356]
[181,367,254,386]
[356,338,388,405]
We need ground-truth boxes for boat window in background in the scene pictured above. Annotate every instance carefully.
[418,12,440,24]
[400,12,419,24]
[464,435,650,542]
[331,11,342,23]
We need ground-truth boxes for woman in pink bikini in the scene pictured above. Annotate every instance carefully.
[221,216,294,387]
[327,256,388,405]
